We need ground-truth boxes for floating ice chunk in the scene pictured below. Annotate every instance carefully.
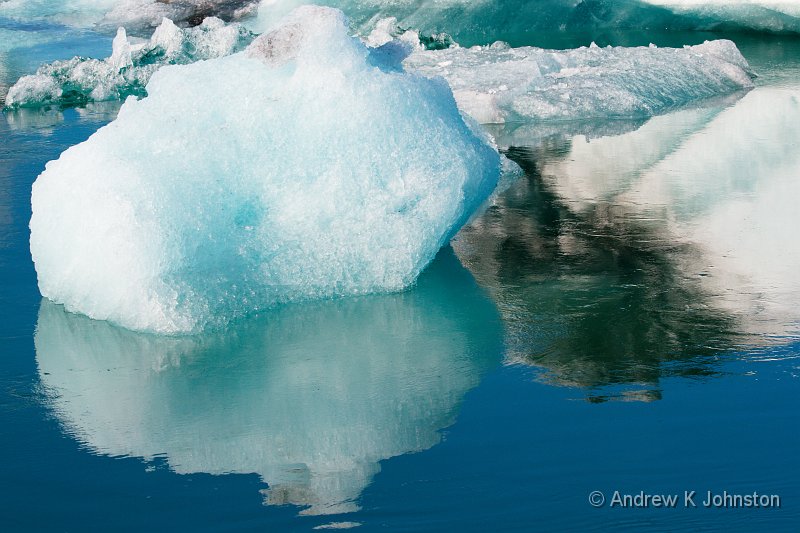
[108,27,133,70]
[404,39,754,124]
[365,16,400,48]
[101,1,260,33]
[5,17,255,108]
[30,6,501,334]
[4,75,63,109]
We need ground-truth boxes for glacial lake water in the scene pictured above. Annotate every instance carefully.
[1,19,799,532]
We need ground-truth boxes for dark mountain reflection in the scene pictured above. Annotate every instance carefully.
[35,249,502,515]
[454,87,800,401]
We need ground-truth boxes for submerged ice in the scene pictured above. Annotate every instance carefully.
[29,6,501,334]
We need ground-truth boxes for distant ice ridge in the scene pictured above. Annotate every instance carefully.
[403,38,755,124]
[0,0,260,33]
[4,0,799,37]
[30,6,501,334]
[5,17,255,108]
[644,1,800,33]
[251,0,800,42]
[7,13,754,121]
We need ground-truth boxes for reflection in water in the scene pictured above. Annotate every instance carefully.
[2,106,64,133]
[35,250,502,515]
[2,101,122,133]
[485,91,747,152]
[454,86,800,401]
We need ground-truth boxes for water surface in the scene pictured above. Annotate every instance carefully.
[1,19,798,532]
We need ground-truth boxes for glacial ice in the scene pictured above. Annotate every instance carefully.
[29,6,501,334]
[5,17,255,108]
[34,250,502,515]
[251,0,800,44]
[7,10,755,123]
[644,1,800,33]
[0,0,260,33]
[403,38,754,124]
[5,0,799,40]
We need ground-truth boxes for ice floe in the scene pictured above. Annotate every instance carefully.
[6,13,755,125]
[5,17,254,107]
[404,38,754,123]
[29,6,500,333]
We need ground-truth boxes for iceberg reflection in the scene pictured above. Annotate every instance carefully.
[454,87,800,400]
[34,249,502,515]
[543,87,800,336]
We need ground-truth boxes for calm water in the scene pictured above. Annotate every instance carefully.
[1,20,799,532]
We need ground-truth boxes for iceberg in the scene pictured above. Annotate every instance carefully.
[404,38,754,124]
[643,1,800,33]
[29,6,501,334]
[0,0,260,33]
[7,12,755,122]
[5,0,799,41]
[34,250,502,515]
[5,17,255,108]
[252,0,800,45]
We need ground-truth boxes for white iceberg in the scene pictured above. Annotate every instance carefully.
[7,11,755,124]
[29,6,501,334]
[403,39,754,124]
[0,0,260,32]
[5,17,255,108]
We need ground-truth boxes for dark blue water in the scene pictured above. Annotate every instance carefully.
[1,18,799,532]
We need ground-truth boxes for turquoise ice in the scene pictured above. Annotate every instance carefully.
[4,17,255,108]
[29,6,501,333]
[251,0,800,43]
